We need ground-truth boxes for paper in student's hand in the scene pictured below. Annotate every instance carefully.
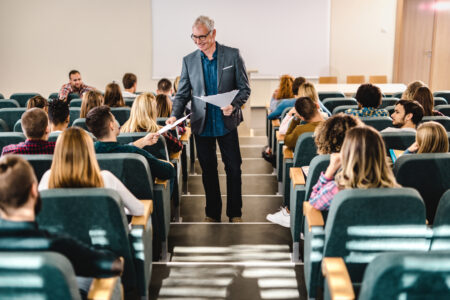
[158,114,191,135]
[194,90,239,108]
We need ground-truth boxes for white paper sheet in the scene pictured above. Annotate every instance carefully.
[157,113,191,134]
[194,90,239,108]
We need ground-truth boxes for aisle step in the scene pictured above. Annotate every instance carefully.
[180,195,283,222]
[216,145,265,158]
[194,158,273,175]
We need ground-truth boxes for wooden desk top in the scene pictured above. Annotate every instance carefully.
[276,131,285,141]
[315,83,406,96]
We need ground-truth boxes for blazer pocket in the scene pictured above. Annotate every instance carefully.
[222,65,233,70]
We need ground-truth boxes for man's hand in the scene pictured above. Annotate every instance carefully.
[166,117,176,125]
[221,105,234,116]
[133,132,160,148]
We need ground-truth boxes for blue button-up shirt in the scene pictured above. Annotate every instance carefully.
[199,46,229,137]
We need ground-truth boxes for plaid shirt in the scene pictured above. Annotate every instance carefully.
[1,140,56,156]
[58,83,94,100]
[345,107,389,117]
[309,172,339,211]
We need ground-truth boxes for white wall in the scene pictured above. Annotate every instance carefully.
[0,0,398,107]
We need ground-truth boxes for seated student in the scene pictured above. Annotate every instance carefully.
[48,100,70,133]
[381,100,424,133]
[156,94,172,118]
[120,93,182,154]
[104,82,126,107]
[173,76,180,95]
[80,90,104,118]
[38,127,144,216]
[402,80,425,100]
[404,121,449,154]
[413,86,444,117]
[269,75,294,112]
[267,77,305,120]
[309,126,399,211]
[122,73,138,98]
[2,108,55,155]
[58,70,95,101]
[27,95,48,112]
[0,155,123,296]
[345,83,389,117]
[86,106,174,181]
[157,78,174,99]
[267,114,362,227]
[284,97,325,150]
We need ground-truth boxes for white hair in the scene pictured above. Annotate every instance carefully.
[193,15,214,31]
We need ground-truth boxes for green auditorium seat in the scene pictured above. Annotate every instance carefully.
[96,153,171,261]
[434,97,448,106]
[318,91,346,101]
[67,93,80,102]
[394,153,450,224]
[21,155,53,181]
[322,98,357,113]
[10,93,40,107]
[384,105,395,115]
[434,91,450,103]
[360,116,393,131]
[110,107,131,125]
[289,154,330,262]
[38,188,152,299]
[72,118,89,131]
[47,130,95,143]
[282,132,317,206]
[156,117,168,126]
[0,108,26,131]
[0,93,4,99]
[0,252,119,300]
[124,97,135,107]
[0,132,26,153]
[430,190,450,251]
[69,99,82,107]
[303,188,428,298]
[392,92,403,98]
[380,97,399,108]
[332,105,358,115]
[48,92,58,100]
[117,133,169,160]
[435,105,450,117]
[69,108,80,126]
[0,99,20,108]
[381,131,416,152]
[422,116,450,131]
[0,119,8,132]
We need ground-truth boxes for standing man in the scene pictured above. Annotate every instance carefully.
[166,16,251,223]
[58,70,95,101]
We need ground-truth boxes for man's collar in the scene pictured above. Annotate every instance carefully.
[200,42,218,60]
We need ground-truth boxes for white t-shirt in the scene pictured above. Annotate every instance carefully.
[122,91,137,98]
[38,170,144,216]
[381,127,416,133]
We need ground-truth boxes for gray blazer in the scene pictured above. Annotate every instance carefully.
[171,42,251,134]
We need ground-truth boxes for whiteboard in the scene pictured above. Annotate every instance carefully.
[152,0,330,79]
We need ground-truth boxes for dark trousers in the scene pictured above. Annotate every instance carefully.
[194,129,242,221]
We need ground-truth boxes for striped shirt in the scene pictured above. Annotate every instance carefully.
[58,83,94,101]
[309,172,339,211]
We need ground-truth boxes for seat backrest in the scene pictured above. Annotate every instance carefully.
[430,190,450,251]
[10,93,40,107]
[124,97,135,107]
[69,99,82,107]
[67,93,80,102]
[21,154,53,181]
[0,93,4,99]
[421,116,450,131]
[110,107,131,125]
[304,154,330,201]
[0,252,82,300]
[434,97,448,106]
[318,91,346,101]
[293,132,317,167]
[324,188,427,279]
[332,105,358,115]
[69,107,80,126]
[368,75,388,84]
[318,76,337,84]
[280,106,292,120]
[384,105,395,115]
[358,251,450,300]
[0,132,26,153]
[435,105,450,117]
[381,131,416,152]
[96,153,154,199]
[380,97,399,108]
[434,91,450,103]
[117,133,169,160]
[322,98,357,113]
[13,119,23,132]
[346,75,365,84]
[360,116,393,131]
[71,118,89,131]
[156,117,168,126]
[394,153,450,224]
[0,108,26,131]
[48,92,59,100]
[37,188,137,294]
[0,99,20,108]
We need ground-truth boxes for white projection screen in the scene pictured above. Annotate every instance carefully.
[152,0,330,79]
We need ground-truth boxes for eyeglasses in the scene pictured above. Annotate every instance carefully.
[191,30,211,42]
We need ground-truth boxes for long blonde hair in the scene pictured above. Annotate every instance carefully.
[121,93,159,133]
[416,121,449,153]
[49,127,104,188]
[336,126,399,189]
[80,90,104,118]
[402,80,425,100]
[298,82,319,104]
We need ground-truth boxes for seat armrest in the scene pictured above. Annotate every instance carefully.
[88,276,122,300]
[290,167,305,187]
[303,202,324,231]
[180,127,191,143]
[154,178,168,188]
[276,131,285,141]
[272,119,280,127]
[283,146,294,159]
[170,151,182,160]
[131,200,153,229]
[322,257,355,300]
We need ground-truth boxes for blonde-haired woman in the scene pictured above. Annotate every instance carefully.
[121,93,182,154]
[38,127,144,216]
[405,121,449,154]
[80,90,104,118]
[309,126,399,210]
[402,80,426,100]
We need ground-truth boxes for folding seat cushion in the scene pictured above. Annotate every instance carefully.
[318,91,345,101]
[10,93,40,107]
[0,132,26,153]
[360,116,393,131]
[322,98,357,114]
[0,108,26,131]
[0,99,20,108]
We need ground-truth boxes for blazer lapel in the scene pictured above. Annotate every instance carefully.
[195,50,206,96]
[217,43,224,91]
